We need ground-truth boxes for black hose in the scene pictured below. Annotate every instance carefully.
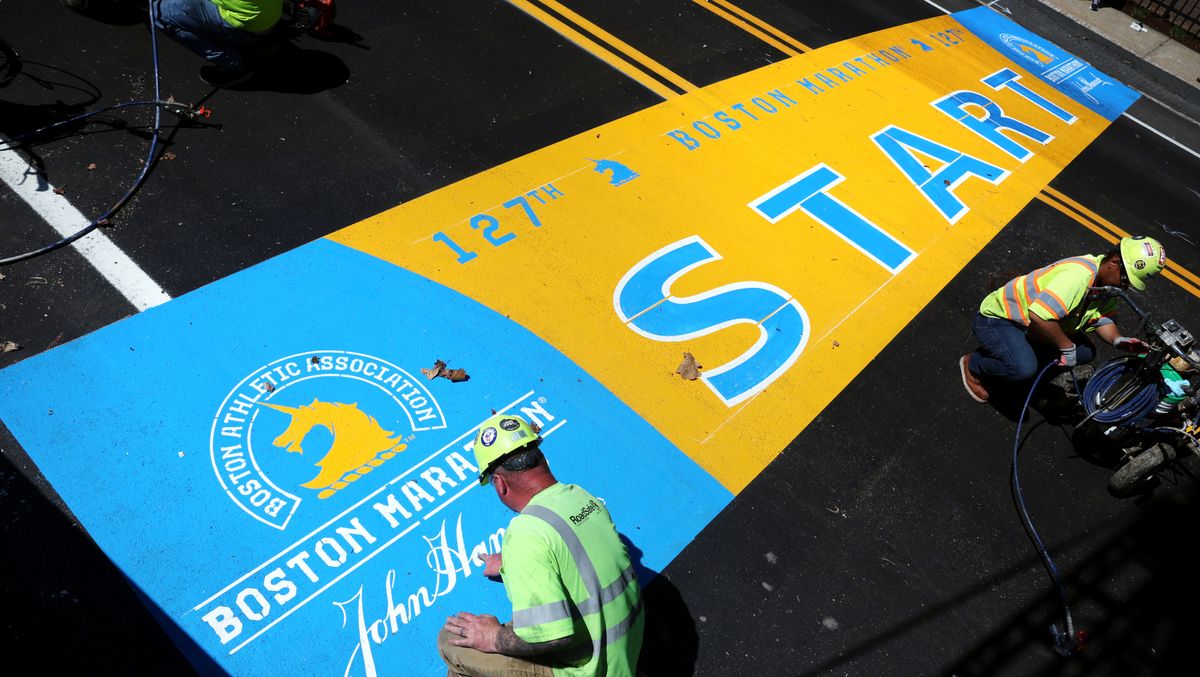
[1013,361,1082,656]
[0,0,196,266]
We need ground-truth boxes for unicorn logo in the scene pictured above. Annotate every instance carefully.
[590,158,639,187]
[999,33,1055,68]
[210,350,446,530]
[260,399,407,500]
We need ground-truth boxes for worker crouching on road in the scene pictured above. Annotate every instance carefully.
[153,0,282,87]
[439,413,644,677]
[960,236,1166,403]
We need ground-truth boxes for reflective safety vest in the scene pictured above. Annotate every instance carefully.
[502,483,643,677]
[211,0,282,33]
[979,255,1118,334]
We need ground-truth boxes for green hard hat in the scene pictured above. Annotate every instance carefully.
[472,413,540,485]
[1119,236,1166,291]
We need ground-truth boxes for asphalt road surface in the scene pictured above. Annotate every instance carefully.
[3,0,1199,674]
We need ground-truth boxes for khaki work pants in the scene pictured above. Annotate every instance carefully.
[437,627,555,677]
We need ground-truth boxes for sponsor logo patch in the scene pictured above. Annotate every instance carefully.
[499,418,521,431]
[480,427,498,446]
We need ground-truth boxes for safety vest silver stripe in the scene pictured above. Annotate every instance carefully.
[512,564,638,628]
[603,599,642,646]
[513,599,575,629]
[522,505,606,660]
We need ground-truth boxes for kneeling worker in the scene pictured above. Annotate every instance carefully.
[961,236,1166,402]
[440,413,643,676]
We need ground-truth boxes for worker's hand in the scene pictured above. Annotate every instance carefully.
[444,612,502,653]
[1113,336,1146,353]
[1058,344,1078,367]
[477,552,502,578]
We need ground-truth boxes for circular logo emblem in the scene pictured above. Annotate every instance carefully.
[481,427,498,446]
[209,350,446,530]
[999,33,1055,68]
[1134,259,1146,270]
[499,418,521,431]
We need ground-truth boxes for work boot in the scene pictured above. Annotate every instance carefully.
[960,354,989,403]
[200,65,255,88]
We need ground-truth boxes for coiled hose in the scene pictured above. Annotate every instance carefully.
[1081,358,1161,427]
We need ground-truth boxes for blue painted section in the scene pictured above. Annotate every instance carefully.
[872,125,1007,223]
[0,239,731,676]
[954,6,1139,120]
[615,237,807,405]
[753,165,914,272]
[933,91,1052,161]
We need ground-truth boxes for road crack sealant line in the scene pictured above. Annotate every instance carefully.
[0,0,204,273]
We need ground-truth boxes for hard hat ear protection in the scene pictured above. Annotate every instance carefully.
[472,413,541,485]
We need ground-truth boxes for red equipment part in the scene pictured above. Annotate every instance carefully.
[290,0,336,37]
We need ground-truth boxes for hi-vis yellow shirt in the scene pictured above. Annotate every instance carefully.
[980,255,1118,333]
[212,0,281,33]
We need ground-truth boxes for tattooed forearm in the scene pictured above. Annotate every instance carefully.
[495,626,573,657]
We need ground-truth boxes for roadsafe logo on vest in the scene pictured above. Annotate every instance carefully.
[209,351,447,530]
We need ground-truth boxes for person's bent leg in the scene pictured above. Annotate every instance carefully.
[971,314,1039,382]
[153,0,247,70]
[437,628,554,677]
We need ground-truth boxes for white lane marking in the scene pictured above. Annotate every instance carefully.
[921,0,956,14]
[0,146,171,311]
[1123,113,1200,160]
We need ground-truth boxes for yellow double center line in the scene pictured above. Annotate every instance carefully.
[506,0,698,99]
[691,0,811,55]
[508,0,1197,302]
[505,0,809,100]
[1038,187,1200,299]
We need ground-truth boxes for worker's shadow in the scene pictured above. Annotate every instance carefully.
[622,535,699,677]
[227,28,362,95]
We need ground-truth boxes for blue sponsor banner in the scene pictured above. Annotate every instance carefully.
[0,239,731,675]
[954,6,1139,120]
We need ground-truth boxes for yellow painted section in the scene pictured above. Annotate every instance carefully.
[329,15,1116,492]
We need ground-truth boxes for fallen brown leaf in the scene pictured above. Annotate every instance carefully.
[676,352,702,381]
[832,340,840,348]
[421,359,447,380]
[87,163,97,170]
[163,152,177,161]
[445,368,469,382]
[53,187,65,195]
[1,341,19,353]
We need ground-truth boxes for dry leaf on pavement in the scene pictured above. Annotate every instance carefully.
[676,352,702,380]
[421,360,447,380]
[1,341,19,353]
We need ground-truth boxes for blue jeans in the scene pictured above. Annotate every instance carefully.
[153,0,266,70]
[970,314,1096,383]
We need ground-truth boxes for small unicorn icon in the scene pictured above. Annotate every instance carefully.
[260,399,407,499]
[590,158,639,187]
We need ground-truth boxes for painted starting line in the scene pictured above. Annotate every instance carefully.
[0,6,1195,676]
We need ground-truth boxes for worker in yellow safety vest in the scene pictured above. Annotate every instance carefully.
[960,236,1166,403]
[153,0,282,87]
[440,413,643,677]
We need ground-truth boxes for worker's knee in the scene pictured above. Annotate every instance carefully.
[1004,349,1039,381]
[437,628,457,661]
